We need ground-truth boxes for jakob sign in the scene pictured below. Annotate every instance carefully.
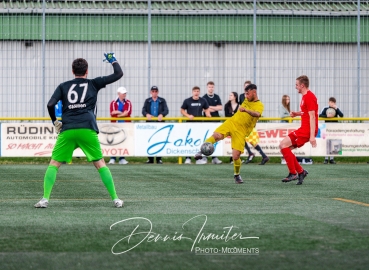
[134,123,223,157]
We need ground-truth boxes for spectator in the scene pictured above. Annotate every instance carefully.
[202,81,223,165]
[180,86,211,164]
[55,100,63,118]
[224,92,239,164]
[108,86,132,165]
[224,92,239,117]
[239,80,252,105]
[319,97,344,164]
[142,85,169,164]
[280,95,291,122]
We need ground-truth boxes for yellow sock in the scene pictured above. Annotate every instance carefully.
[205,136,216,144]
[233,158,241,175]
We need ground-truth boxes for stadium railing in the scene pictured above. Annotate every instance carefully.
[1,117,369,122]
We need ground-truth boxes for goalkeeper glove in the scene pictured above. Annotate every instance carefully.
[54,120,63,134]
[103,52,117,64]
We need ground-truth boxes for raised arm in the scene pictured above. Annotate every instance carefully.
[104,62,123,85]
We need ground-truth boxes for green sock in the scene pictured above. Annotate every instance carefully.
[43,165,58,200]
[205,136,216,144]
[233,158,241,175]
[98,167,118,200]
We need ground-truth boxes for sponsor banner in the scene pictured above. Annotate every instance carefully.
[1,122,369,157]
[0,123,134,157]
[1,123,59,157]
[98,123,135,158]
[317,123,369,156]
[223,123,369,157]
[134,123,223,157]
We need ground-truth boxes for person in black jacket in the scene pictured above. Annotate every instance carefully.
[224,92,239,117]
[238,80,252,105]
[319,97,344,164]
[142,86,169,164]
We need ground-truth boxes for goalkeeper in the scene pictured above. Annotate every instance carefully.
[195,84,264,184]
[34,53,124,208]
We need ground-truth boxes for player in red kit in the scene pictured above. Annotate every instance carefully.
[279,75,318,185]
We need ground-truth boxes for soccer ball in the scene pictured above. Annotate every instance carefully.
[326,108,336,118]
[200,142,214,156]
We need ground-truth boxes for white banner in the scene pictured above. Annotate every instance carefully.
[0,123,135,157]
[134,123,223,157]
[223,122,369,157]
[1,122,369,157]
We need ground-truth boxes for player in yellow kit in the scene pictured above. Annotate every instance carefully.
[195,84,264,183]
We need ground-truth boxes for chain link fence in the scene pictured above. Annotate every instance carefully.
[1,0,368,119]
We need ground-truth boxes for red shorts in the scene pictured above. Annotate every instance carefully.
[288,128,310,148]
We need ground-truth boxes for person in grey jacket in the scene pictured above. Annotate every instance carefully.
[279,95,291,122]
[142,86,169,164]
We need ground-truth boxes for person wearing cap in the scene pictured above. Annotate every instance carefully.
[108,86,132,165]
[194,84,264,184]
[142,86,169,164]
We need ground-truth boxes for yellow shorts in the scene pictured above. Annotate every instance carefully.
[214,119,249,152]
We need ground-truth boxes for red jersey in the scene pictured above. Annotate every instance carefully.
[300,90,318,134]
[110,98,132,123]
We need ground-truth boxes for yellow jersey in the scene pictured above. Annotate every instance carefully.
[231,99,264,134]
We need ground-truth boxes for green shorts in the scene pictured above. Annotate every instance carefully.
[52,129,103,163]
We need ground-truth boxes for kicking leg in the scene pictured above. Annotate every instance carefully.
[195,132,224,160]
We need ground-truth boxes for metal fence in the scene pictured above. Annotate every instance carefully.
[1,0,368,119]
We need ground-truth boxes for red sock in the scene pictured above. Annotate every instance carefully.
[294,157,303,174]
[281,148,297,174]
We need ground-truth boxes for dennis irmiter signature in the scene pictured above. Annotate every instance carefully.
[110,214,259,255]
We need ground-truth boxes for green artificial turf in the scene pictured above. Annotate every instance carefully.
[0,163,368,270]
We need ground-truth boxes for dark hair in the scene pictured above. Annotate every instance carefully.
[72,58,88,76]
[192,86,200,91]
[225,92,239,115]
[244,80,252,86]
[207,81,214,86]
[329,97,336,103]
[225,92,238,105]
[296,75,309,88]
[245,84,257,91]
